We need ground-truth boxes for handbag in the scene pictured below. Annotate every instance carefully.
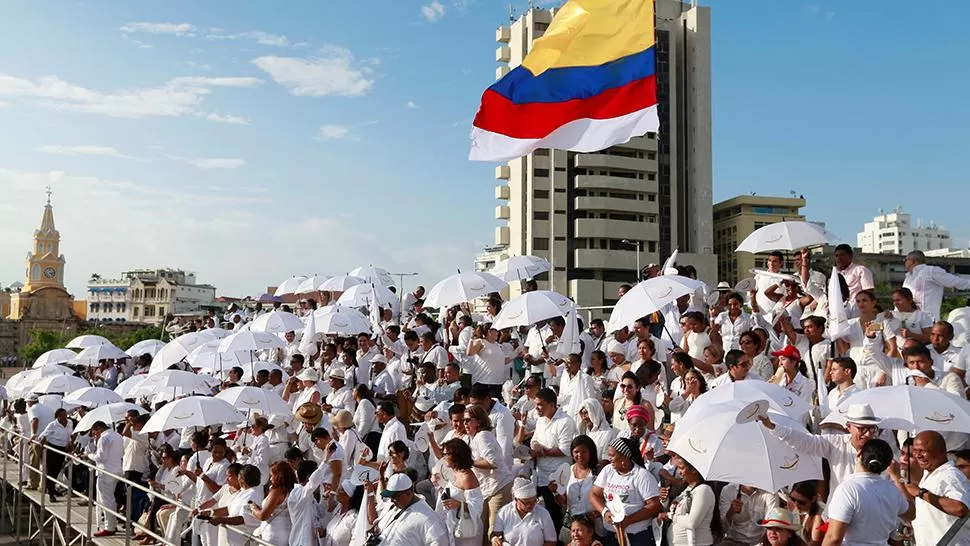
[453,499,479,539]
[558,509,572,545]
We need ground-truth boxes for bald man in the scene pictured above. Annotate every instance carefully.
[892,431,970,546]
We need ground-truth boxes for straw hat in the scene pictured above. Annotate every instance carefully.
[294,403,323,426]
[758,507,800,532]
[842,403,882,427]
[331,409,354,429]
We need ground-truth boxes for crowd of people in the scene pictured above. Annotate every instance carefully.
[3,246,970,546]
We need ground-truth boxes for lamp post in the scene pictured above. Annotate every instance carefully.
[621,239,642,282]
[389,272,419,305]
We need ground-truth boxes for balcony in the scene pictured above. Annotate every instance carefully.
[573,249,638,270]
[574,218,659,241]
[574,153,648,172]
[574,175,657,193]
[574,196,654,214]
[496,46,511,63]
[496,66,510,80]
[495,226,510,246]
[495,165,510,179]
[496,26,511,43]
[495,205,510,220]
[495,185,510,200]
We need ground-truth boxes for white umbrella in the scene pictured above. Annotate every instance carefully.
[126,339,165,357]
[115,375,147,399]
[250,311,305,334]
[690,380,812,422]
[348,266,394,288]
[205,328,233,339]
[295,275,332,295]
[6,366,75,397]
[274,276,308,297]
[608,277,693,332]
[151,331,216,373]
[491,290,576,330]
[662,274,709,292]
[826,386,970,433]
[71,343,129,365]
[670,399,823,492]
[32,374,91,395]
[240,361,288,383]
[129,370,215,399]
[63,386,123,408]
[142,396,245,433]
[39,394,77,410]
[423,272,508,309]
[313,306,372,336]
[187,341,250,374]
[337,283,398,309]
[218,331,285,354]
[216,387,291,417]
[735,221,838,253]
[489,255,550,282]
[65,334,111,349]
[32,349,78,368]
[75,402,148,433]
[319,275,366,292]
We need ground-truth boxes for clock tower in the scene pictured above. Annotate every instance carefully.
[7,189,76,321]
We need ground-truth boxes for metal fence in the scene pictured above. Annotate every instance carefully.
[0,427,276,546]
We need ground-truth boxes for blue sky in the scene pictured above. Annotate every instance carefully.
[0,0,966,297]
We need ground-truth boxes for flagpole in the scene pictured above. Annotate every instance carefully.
[549,149,556,293]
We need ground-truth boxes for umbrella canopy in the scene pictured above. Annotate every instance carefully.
[257,293,283,304]
[491,290,577,330]
[63,386,123,408]
[608,277,693,331]
[216,386,292,417]
[250,311,305,335]
[114,375,147,399]
[72,343,129,365]
[348,266,394,288]
[319,275,366,292]
[489,255,550,282]
[151,331,217,373]
[273,276,308,297]
[32,374,91,395]
[240,361,288,384]
[143,396,245,433]
[75,402,148,433]
[670,399,823,492]
[337,283,398,309]
[65,334,111,349]
[186,340,250,374]
[313,306,372,336]
[423,272,508,309]
[735,221,838,254]
[33,349,78,368]
[217,331,285,353]
[825,386,970,433]
[6,365,75,397]
[295,275,332,295]
[126,339,165,358]
[690,380,812,422]
[205,328,233,339]
[129,370,215,399]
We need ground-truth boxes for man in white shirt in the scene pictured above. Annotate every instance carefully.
[904,251,970,321]
[529,388,577,538]
[708,350,760,389]
[370,355,398,401]
[928,321,962,378]
[826,357,860,413]
[122,413,151,522]
[893,430,970,546]
[356,333,379,385]
[375,401,407,462]
[87,421,124,536]
[25,394,54,490]
[754,251,785,319]
[468,385,515,462]
[322,368,356,415]
[369,473,447,546]
[37,408,73,502]
[402,286,425,318]
[834,244,875,301]
[719,483,779,545]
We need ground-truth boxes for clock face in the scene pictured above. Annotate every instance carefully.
[43,267,57,279]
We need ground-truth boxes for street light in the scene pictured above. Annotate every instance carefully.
[621,239,642,282]
[389,272,419,305]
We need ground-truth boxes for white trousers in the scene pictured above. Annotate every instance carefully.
[96,474,118,531]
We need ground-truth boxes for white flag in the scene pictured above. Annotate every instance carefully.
[299,309,319,358]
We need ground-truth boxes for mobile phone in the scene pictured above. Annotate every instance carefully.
[441,490,450,501]
[197,514,212,521]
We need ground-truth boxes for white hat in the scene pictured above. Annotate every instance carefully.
[370,355,388,366]
[948,357,966,372]
[717,281,731,290]
[327,368,346,381]
[380,473,413,498]
[843,403,882,426]
[606,340,626,356]
[907,369,933,382]
[296,368,320,382]
[512,477,537,499]
[26,393,40,402]
[414,395,436,412]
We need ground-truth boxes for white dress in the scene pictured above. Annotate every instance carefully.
[435,484,485,546]
[256,494,293,546]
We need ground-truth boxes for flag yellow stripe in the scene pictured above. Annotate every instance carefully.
[522,0,655,76]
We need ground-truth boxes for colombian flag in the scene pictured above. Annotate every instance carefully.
[469,0,659,162]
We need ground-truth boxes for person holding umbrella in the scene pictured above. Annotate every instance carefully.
[589,437,662,546]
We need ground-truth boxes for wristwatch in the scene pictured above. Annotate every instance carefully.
[918,487,929,500]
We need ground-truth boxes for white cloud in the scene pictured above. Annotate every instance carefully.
[37,145,140,160]
[180,61,212,70]
[187,157,247,169]
[421,1,446,22]
[207,30,291,47]
[252,46,375,97]
[0,74,260,119]
[0,100,7,107]
[407,101,418,109]
[316,124,356,142]
[120,22,197,36]
[130,40,154,49]
[195,112,251,125]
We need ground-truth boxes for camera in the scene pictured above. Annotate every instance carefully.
[364,534,382,546]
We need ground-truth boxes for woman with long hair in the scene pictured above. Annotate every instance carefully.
[322,480,364,546]
[467,324,512,391]
[740,330,774,381]
[769,346,813,405]
[435,438,484,545]
[886,287,933,348]
[612,371,648,432]
[587,350,612,392]
[550,435,602,542]
[465,404,514,538]
[352,383,379,453]
[661,457,716,546]
[785,481,823,546]
[758,507,807,546]
[835,289,885,387]
[250,462,296,545]
[589,437,662,546]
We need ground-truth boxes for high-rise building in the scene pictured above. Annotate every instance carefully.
[857,207,951,255]
[490,1,715,311]
[712,195,806,285]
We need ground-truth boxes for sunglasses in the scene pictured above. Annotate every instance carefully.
[620,384,637,390]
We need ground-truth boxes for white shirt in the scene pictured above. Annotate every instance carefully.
[90,429,124,473]
[354,398,376,437]
[326,386,356,414]
[469,431,513,498]
[827,472,908,546]
[532,408,577,486]
[422,345,450,369]
[288,462,333,546]
[594,464,660,535]
[27,403,54,437]
[914,461,970,546]
[776,372,814,405]
[38,419,73,447]
[226,487,265,546]
[123,429,150,474]
[488,400,516,462]
[718,485,779,544]
[194,457,229,507]
[930,343,962,379]
[827,383,861,413]
[770,425,863,497]
[375,497,448,546]
[468,340,508,385]
[714,312,755,352]
[904,263,970,321]
[708,370,764,390]
[372,369,397,397]
[376,417,407,462]
[493,502,557,546]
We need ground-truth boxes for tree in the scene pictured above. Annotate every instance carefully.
[19,329,70,362]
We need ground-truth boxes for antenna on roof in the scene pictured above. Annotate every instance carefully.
[509,2,515,22]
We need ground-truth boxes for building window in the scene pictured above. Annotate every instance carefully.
[533,189,550,199]
[533,238,550,251]
[533,211,550,220]
[534,168,550,177]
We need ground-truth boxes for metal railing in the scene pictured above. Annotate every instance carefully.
[0,427,275,546]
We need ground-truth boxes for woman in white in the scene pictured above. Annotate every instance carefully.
[740,330,774,381]
[436,438,484,546]
[155,453,197,546]
[589,437,662,546]
[681,311,713,361]
[285,368,324,407]
[239,416,271,486]
[577,399,617,466]
[490,478,557,546]
[587,350,612,393]
[834,290,885,388]
[332,409,368,477]
[137,446,180,543]
[323,481,363,546]
[467,325,512,391]
[824,438,915,546]
[250,462,294,545]
[769,346,813,405]
[352,383,377,441]
[885,287,933,349]
[667,369,706,425]
[659,353,693,423]
[465,404,514,539]
[206,464,264,546]
[712,293,755,353]
[660,457,715,546]
[550,435,600,540]
[193,463,242,546]
[765,279,814,328]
